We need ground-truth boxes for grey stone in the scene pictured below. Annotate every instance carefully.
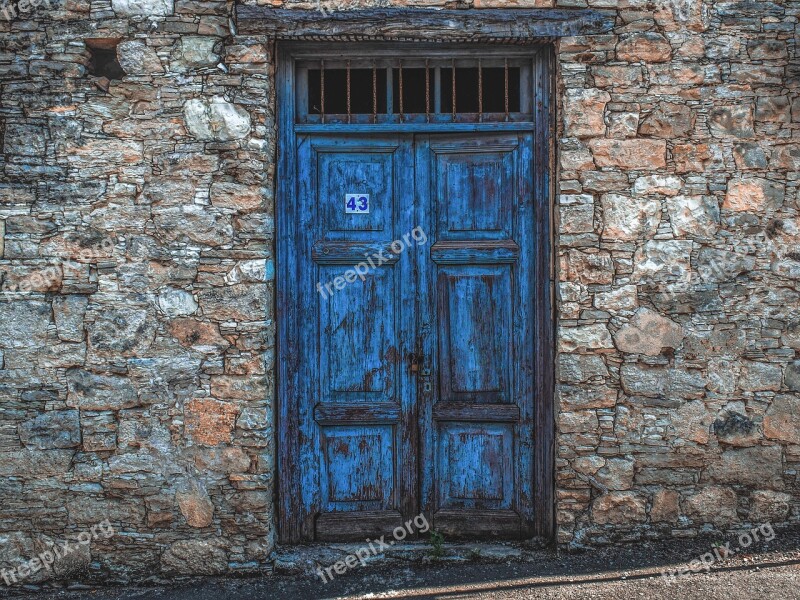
[601,194,661,242]
[0,301,52,349]
[595,458,635,491]
[152,205,234,247]
[184,96,251,141]
[620,364,706,398]
[53,296,88,342]
[666,195,719,239]
[632,240,693,283]
[633,175,682,196]
[3,123,46,156]
[0,450,74,477]
[157,288,198,317]
[559,354,609,383]
[709,105,755,138]
[785,361,800,391]
[559,324,614,352]
[116,40,164,76]
[19,411,81,449]
[705,446,783,488]
[66,369,139,411]
[161,540,227,575]
[696,248,756,283]
[559,384,616,409]
[739,361,783,392]
[171,37,221,73]
[614,307,684,356]
[733,143,768,169]
[198,284,269,322]
[112,0,172,15]
[87,307,157,359]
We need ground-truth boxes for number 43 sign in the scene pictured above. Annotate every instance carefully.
[345,194,370,214]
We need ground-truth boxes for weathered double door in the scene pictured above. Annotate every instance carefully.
[281,130,540,541]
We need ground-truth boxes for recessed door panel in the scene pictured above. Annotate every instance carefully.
[321,425,396,511]
[436,145,516,239]
[320,265,398,402]
[319,151,393,233]
[437,266,512,402]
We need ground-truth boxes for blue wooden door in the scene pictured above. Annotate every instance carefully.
[417,133,536,538]
[284,131,538,540]
[290,134,419,540]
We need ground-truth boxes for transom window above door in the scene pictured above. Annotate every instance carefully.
[295,57,534,124]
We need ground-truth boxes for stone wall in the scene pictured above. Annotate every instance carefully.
[0,0,276,583]
[0,0,797,585]
[554,0,800,547]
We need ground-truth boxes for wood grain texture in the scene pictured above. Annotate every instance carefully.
[236,7,616,39]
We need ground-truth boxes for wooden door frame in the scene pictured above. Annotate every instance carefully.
[276,41,555,544]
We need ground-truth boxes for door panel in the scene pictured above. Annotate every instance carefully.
[418,134,536,538]
[296,135,417,540]
[437,265,513,402]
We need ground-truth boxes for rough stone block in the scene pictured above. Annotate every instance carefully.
[161,540,227,575]
[705,446,783,488]
[617,33,672,63]
[684,486,738,526]
[563,88,610,137]
[170,37,222,73]
[184,96,251,141]
[592,492,647,525]
[185,399,238,446]
[709,105,755,138]
[53,296,88,342]
[764,394,800,444]
[19,411,81,450]
[112,0,172,15]
[589,139,667,170]
[66,369,139,411]
[601,194,661,242]
[639,102,694,138]
[614,308,684,356]
[666,195,719,239]
[116,40,164,75]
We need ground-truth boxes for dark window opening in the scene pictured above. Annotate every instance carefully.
[309,68,387,115]
[392,68,430,115]
[86,39,125,81]
[441,67,520,114]
[299,59,527,123]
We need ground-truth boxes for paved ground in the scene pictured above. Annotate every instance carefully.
[5,527,800,600]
